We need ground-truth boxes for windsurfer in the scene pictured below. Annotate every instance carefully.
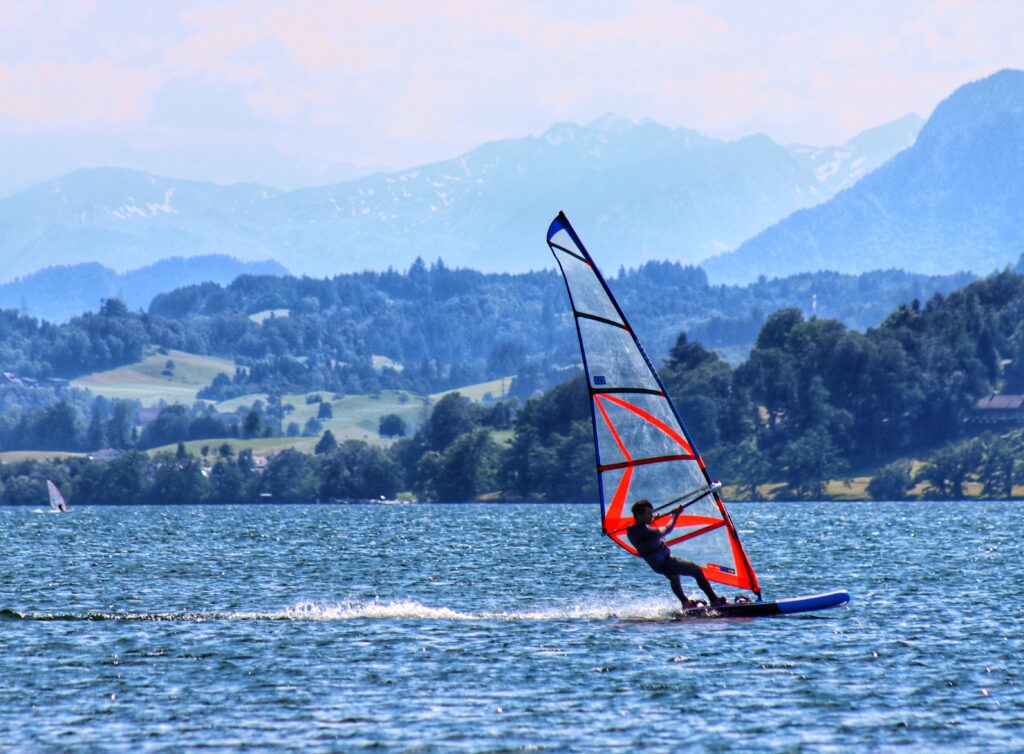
[626,499,726,609]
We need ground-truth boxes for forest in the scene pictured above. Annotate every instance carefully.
[5,268,1024,504]
[0,259,976,400]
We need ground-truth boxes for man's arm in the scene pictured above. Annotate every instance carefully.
[653,506,684,536]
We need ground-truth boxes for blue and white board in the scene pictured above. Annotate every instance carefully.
[679,590,850,619]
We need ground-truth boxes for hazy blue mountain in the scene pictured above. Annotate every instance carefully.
[785,113,923,194]
[0,169,284,281]
[0,132,391,198]
[0,115,919,281]
[248,114,919,276]
[0,255,287,322]
[702,70,1024,284]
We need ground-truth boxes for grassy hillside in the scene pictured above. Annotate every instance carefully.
[285,390,427,444]
[0,450,86,463]
[430,376,512,402]
[55,371,498,460]
[214,389,428,446]
[72,348,236,406]
[212,377,508,454]
[146,436,317,457]
[248,308,290,323]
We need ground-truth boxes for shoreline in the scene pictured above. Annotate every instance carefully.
[3,498,1022,507]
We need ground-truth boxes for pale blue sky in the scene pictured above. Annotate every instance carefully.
[0,0,1021,193]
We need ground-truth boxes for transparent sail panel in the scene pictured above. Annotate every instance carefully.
[598,466,636,527]
[578,319,660,392]
[552,248,623,325]
[600,461,711,525]
[593,393,694,468]
[548,227,583,257]
[669,525,739,578]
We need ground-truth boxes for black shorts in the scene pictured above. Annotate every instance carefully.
[651,556,704,580]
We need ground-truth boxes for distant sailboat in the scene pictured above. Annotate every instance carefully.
[47,481,67,513]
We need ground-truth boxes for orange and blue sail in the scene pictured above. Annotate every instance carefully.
[547,212,760,595]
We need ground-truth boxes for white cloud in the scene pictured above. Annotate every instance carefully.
[0,60,152,127]
[0,0,1023,183]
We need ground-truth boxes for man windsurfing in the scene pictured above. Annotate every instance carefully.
[626,499,726,609]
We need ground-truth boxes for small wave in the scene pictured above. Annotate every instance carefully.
[1,598,682,623]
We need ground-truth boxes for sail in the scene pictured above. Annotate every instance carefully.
[47,480,67,512]
[547,212,760,594]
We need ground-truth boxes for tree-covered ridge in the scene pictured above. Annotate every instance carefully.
[157,259,975,396]
[0,259,976,401]
[670,270,1024,491]
[4,267,1024,504]
[0,442,403,506]
[411,269,1024,501]
[152,258,974,364]
[0,256,289,323]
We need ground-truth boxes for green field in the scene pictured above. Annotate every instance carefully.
[248,309,290,323]
[147,390,428,457]
[146,436,318,458]
[283,390,428,444]
[0,450,86,463]
[63,365,509,460]
[430,376,513,402]
[215,376,515,452]
[72,348,236,406]
[214,389,429,446]
[149,377,515,458]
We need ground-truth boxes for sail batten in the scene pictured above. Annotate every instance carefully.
[547,211,760,595]
[597,455,695,473]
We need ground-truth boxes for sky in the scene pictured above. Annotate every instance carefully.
[0,0,1022,194]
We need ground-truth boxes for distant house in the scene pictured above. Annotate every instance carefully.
[972,394,1024,426]
[2,371,35,387]
[1,372,67,388]
[88,448,125,462]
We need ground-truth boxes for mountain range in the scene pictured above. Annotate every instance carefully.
[0,114,921,282]
[703,70,1024,284]
[5,69,1023,288]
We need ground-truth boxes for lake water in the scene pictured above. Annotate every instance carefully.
[0,502,1021,753]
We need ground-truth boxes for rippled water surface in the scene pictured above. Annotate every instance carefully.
[1,502,1022,752]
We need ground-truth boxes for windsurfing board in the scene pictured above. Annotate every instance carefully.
[678,589,850,619]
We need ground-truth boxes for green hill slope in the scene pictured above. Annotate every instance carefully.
[72,348,237,406]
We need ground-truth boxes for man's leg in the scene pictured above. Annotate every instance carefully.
[665,572,690,607]
[665,557,720,603]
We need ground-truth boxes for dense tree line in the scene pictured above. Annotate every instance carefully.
[0,258,977,402]
[5,267,1024,502]
[0,440,403,506]
[389,392,517,501]
[152,259,975,396]
[0,396,208,453]
[0,390,306,453]
[0,389,138,453]
[150,259,976,360]
[401,270,1024,501]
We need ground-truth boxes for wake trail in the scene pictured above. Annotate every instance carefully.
[0,598,682,623]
